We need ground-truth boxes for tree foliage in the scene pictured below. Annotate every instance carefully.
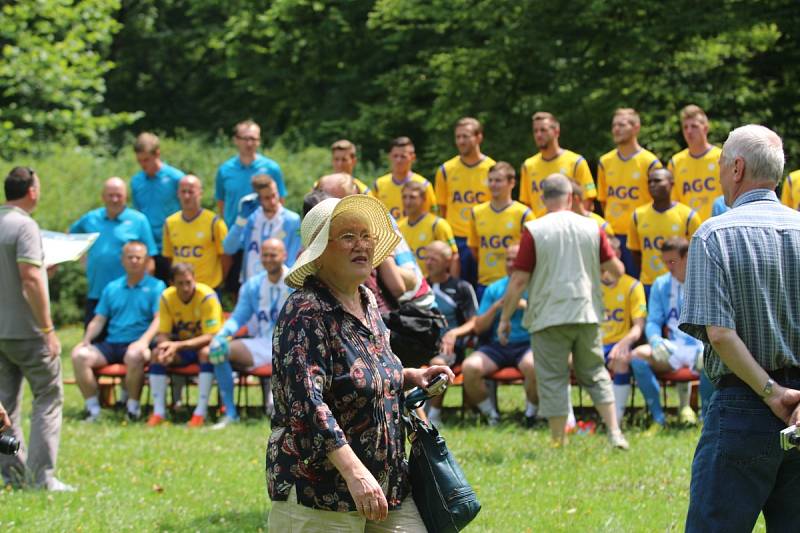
[4,0,800,173]
[0,0,139,157]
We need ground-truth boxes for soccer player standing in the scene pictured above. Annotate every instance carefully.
[667,105,722,221]
[435,117,496,284]
[597,108,662,279]
[520,112,596,217]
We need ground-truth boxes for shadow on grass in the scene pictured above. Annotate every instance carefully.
[159,510,267,532]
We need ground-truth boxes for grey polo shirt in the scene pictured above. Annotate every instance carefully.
[0,205,46,339]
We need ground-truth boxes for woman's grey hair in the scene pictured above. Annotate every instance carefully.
[720,125,784,183]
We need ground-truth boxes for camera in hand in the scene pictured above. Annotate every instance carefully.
[780,425,800,451]
[0,433,20,456]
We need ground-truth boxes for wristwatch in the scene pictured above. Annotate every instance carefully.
[761,378,775,398]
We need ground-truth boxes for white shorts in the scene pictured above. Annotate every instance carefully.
[668,342,702,371]
[239,338,272,369]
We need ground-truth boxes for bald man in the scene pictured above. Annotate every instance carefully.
[70,177,157,327]
[210,238,292,426]
[316,172,359,198]
[163,175,229,289]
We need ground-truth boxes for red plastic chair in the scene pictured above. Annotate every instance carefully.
[236,364,273,415]
[657,367,700,411]
[93,364,127,407]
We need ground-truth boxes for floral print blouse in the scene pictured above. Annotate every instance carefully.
[266,276,409,511]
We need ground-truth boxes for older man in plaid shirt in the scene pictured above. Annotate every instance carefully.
[680,124,800,532]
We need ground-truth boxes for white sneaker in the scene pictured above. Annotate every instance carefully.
[47,478,76,492]
[211,416,239,430]
[608,431,630,451]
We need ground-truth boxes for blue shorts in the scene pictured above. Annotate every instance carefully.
[95,341,130,364]
[477,341,530,369]
[603,343,614,363]
[174,350,199,365]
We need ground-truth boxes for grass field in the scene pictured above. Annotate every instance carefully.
[1,327,767,532]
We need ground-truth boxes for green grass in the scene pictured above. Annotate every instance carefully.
[2,326,766,532]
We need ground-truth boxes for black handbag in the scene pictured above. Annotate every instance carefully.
[383,299,448,368]
[404,391,481,532]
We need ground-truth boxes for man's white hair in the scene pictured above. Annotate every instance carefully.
[720,124,784,183]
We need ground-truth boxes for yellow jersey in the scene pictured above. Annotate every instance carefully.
[370,172,436,220]
[781,169,800,210]
[520,149,596,218]
[158,282,222,340]
[163,209,228,288]
[468,201,535,286]
[597,148,662,235]
[668,146,722,221]
[601,274,647,345]
[589,212,615,237]
[434,155,496,237]
[398,213,458,276]
[627,202,701,285]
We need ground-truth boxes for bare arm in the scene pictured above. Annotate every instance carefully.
[609,317,645,364]
[19,262,61,357]
[81,314,108,345]
[18,262,53,332]
[377,259,414,297]
[707,325,800,424]
[601,256,624,282]
[474,300,503,336]
[216,200,225,217]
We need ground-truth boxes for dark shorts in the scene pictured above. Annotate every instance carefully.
[223,250,243,296]
[175,350,199,365]
[477,341,530,369]
[603,343,614,363]
[94,341,130,364]
[455,236,477,287]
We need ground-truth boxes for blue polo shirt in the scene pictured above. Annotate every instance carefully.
[95,274,165,343]
[130,162,185,252]
[69,207,158,299]
[479,276,530,344]
[214,154,286,227]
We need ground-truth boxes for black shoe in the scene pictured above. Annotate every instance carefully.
[126,411,141,422]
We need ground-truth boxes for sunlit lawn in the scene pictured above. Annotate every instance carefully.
[1,326,766,532]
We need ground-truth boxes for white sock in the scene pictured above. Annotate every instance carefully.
[127,399,141,417]
[525,401,538,418]
[566,385,576,426]
[613,384,632,422]
[262,378,273,408]
[171,379,184,406]
[150,374,167,417]
[477,397,497,417]
[194,372,214,417]
[677,381,691,409]
[85,395,101,416]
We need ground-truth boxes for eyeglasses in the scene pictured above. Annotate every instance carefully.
[330,232,378,249]
[236,135,260,142]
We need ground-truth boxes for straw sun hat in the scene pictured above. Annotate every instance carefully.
[286,195,400,289]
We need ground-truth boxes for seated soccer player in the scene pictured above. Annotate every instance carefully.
[461,244,538,426]
[627,237,712,431]
[146,263,223,427]
[209,238,291,427]
[71,241,165,421]
[601,237,647,423]
[424,241,479,426]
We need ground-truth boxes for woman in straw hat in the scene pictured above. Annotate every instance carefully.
[267,195,454,531]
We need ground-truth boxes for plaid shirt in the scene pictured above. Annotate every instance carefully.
[679,189,800,383]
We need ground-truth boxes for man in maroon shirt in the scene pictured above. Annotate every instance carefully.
[498,173,629,449]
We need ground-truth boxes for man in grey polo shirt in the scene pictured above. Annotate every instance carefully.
[680,125,800,532]
[498,173,629,449]
[0,167,73,491]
